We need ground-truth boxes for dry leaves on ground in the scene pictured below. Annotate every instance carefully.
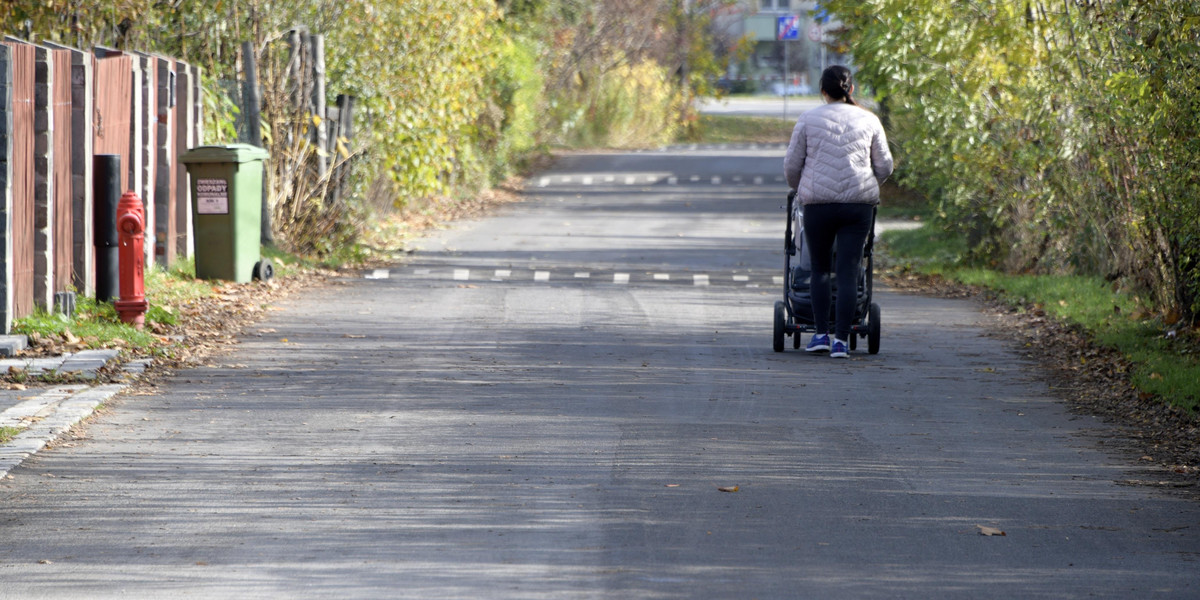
[882,270,1200,496]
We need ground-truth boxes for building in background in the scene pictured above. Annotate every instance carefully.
[711,0,846,95]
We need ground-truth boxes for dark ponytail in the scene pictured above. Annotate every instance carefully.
[820,65,857,106]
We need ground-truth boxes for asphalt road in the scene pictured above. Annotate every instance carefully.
[1,146,1197,598]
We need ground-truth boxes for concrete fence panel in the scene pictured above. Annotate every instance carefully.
[0,45,14,333]
[42,41,94,297]
[2,40,37,323]
[92,54,133,192]
[154,56,176,266]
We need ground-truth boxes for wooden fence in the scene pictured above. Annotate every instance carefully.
[0,39,202,333]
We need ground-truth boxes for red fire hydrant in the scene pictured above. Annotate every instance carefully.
[114,191,149,329]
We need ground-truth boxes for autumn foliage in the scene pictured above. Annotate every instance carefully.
[826,0,1200,324]
[1,0,727,254]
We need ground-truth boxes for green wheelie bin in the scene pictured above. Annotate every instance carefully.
[180,144,273,283]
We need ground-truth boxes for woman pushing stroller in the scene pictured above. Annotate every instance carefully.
[784,66,894,358]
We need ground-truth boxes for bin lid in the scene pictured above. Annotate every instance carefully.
[180,143,269,164]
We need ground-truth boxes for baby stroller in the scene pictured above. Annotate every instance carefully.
[773,190,881,354]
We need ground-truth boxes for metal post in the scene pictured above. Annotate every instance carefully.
[240,41,272,246]
[820,24,827,73]
[93,154,119,303]
[783,39,789,121]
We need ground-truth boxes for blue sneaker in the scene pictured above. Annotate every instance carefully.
[830,338,849,358]
[806,334,831,353]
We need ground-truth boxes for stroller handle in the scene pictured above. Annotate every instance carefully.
[785,190,797,255]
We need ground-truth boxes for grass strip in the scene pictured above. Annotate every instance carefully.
[13,261,215,356]
[678,114,793,145]
[883,226,1200,412]
[0,425,20,444]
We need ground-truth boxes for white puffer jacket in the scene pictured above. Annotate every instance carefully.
[784,102,893,205]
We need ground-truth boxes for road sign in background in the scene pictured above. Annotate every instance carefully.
[777,15,800,40]
[807,22,823,43]
[813,2,831,24]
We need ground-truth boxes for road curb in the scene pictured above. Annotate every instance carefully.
[0,384,125,480]
[0,349,122,378]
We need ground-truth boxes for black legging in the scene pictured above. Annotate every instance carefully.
[802,202,874,341]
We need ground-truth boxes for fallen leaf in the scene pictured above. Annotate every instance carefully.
[665,484,680,488]
[718,485,740,493]
[977,525,1006,536]
[344,334,366,339]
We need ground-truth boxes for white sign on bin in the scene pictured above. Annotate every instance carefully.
[196,178,229,215]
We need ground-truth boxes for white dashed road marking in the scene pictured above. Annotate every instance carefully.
[395,268,782,289]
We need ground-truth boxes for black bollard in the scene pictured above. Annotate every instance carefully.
[94,155,120,303]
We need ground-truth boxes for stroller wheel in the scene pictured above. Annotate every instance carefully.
[868,303,881,354]
[773,301,786,353]
[793,330,801,349]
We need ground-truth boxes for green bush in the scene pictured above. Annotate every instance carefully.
[4,0,730,259]
[827,0,1200,325]
[552,57,678,149]
[884,225,1200,412]
[480,34,546,181]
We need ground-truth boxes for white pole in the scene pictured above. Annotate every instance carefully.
[820,24,827,72]
[783,38,788,120]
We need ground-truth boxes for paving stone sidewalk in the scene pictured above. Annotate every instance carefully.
[0,348,150,479]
